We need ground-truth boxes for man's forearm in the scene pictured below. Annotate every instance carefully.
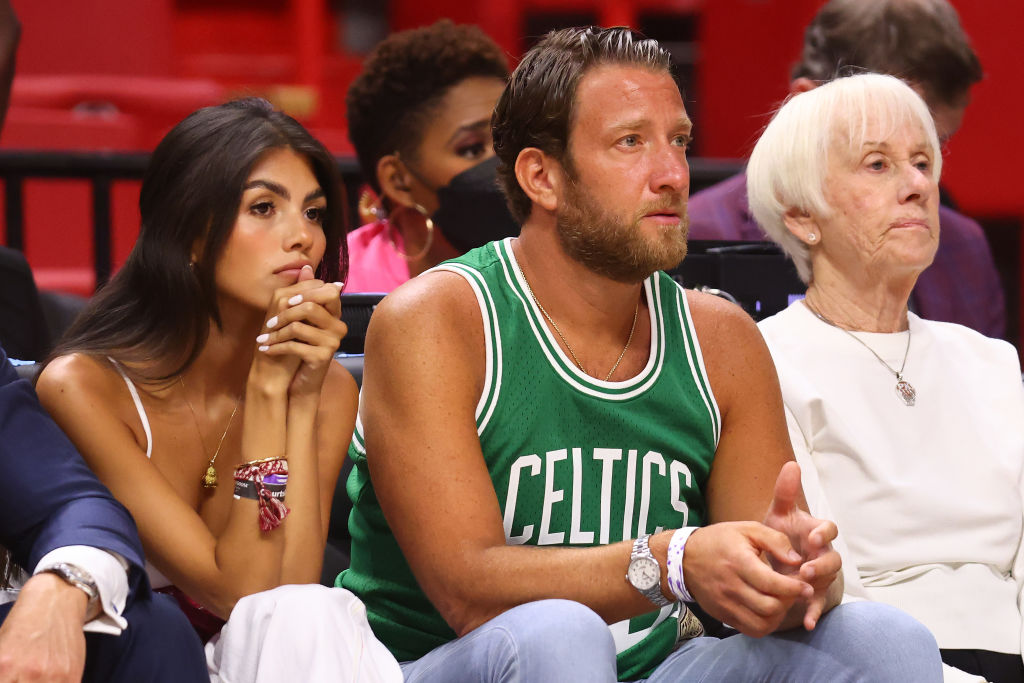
[0,573,90,682]
[424,532,676,636]
[34,546,130,634]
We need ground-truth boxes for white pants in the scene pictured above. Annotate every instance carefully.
[206,584,402,683]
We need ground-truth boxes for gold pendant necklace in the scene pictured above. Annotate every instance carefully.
[179,376,241,489]
[803,300,916,406]
[520,269,639,382]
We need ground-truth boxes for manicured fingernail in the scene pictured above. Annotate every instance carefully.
[788,550,802,563]
[333,281,344,289]
[302,264,313,273]
[288,294,303,306]
[258,345,270,352]
[256,333,269,344]
[804,565,816,579]
[266,316,278,329]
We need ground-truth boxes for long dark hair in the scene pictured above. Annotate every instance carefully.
[50,98,347,381]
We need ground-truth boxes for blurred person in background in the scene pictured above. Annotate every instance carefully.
[344,19,518,293]
[688,0,1004,338]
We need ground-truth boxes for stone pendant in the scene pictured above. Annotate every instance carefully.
[202,464,218,489]
[895,379,916,406]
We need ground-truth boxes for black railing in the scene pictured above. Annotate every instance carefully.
[0,151,147,285]
[0,150,743,290]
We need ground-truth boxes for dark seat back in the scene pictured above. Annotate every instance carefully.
[338,293,385,355]
[13,360,40,382]
[0,247,50,361]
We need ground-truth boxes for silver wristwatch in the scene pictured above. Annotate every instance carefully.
[626,534,671,607]
[40,562,100,611]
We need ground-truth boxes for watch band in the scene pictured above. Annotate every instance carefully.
[629,534,672,607]
[40,562,100,610]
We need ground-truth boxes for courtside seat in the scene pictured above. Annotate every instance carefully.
[12,360,40,382]
[6,75,225,151]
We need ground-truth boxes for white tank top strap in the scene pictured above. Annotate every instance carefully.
[107,357,153,460]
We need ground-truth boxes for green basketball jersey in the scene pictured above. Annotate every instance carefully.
[340,238,721,680]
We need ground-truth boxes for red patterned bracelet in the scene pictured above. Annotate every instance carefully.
[234,457,290,532]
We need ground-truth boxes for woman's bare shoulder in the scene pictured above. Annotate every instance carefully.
[37,352,123,405]
[36,352,153,440]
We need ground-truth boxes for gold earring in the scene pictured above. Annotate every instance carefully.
[388,203,434,262]
[358,188,386,224]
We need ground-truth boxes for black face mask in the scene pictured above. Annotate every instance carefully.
[431,156,520,252]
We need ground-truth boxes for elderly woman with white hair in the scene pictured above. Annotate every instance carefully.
[750,73,1024,683]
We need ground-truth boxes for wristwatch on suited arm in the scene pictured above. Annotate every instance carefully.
[626,534,672,607]
[40,562,100,616]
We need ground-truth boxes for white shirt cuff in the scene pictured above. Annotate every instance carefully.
[34,546,130,635]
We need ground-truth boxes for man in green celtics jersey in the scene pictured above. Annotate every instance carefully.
[339,25,942,682]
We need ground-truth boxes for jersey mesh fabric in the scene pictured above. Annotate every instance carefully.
[340,239,720,679]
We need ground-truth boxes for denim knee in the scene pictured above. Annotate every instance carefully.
[489,599,616,682]
[831,601,942,682]
[507,599,612,652]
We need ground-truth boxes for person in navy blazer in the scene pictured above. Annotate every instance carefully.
[0,344,207,682]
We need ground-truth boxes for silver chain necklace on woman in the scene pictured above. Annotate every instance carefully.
[803,299,916,406]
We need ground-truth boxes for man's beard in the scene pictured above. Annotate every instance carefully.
[555,178,688,283]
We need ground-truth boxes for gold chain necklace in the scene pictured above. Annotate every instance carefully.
[520,269,639,382]
[178,376,241,489]
[802,299,916,406]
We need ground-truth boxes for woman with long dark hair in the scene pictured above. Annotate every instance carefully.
[36,98,400,681]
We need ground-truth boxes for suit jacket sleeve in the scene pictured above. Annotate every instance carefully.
[0,346,146,587]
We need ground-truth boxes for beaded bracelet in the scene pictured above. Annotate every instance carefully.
[234,457,290,532]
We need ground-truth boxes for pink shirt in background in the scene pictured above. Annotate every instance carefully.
[344,221,411,294]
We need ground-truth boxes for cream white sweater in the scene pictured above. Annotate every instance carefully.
[760,302,1024,664]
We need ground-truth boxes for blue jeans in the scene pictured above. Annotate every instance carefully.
[400,599,942,682]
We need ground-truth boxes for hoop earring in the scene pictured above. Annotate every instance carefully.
[389,203,434,262]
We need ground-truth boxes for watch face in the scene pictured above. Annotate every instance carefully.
[627,556,660,591]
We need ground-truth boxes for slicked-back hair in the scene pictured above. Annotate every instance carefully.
[492,26,673,223]
[793,0,982,106]
[51,98,347,381]
[747,73,940,283]
[346,19,509,193]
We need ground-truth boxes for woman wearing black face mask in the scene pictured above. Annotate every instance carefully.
[344,20,516,293]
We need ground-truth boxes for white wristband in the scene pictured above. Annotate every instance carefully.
[666,526,700,603]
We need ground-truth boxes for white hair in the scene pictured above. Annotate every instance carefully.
[746,73,942,283]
